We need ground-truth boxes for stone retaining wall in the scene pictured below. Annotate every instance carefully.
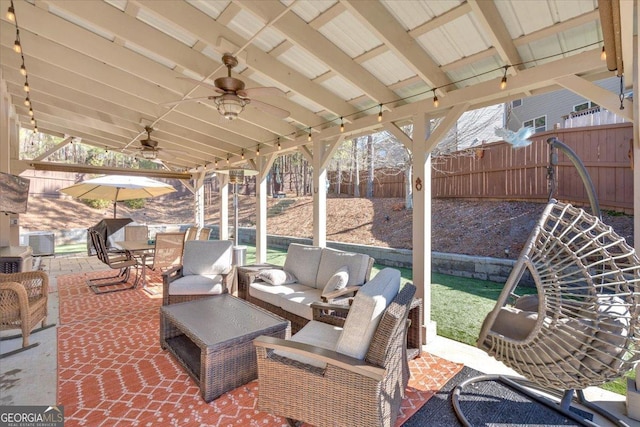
[31,224,531,285]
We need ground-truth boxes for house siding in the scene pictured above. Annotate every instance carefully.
[506,77,621,131]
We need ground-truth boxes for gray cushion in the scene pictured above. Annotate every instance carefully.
[316,248,370,289]
[275,320,343,369]
[283,244,323,287]
[169,275,225,295]
[321,266,349,298]
[182,240,232,276]
[257,269,297,286]
[280,286,324,320]
[335,268,401,360]
[249,282,299,308]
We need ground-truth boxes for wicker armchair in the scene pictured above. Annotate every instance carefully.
[255,278,416,427]
[162,240,236,305]
[0,271,54,358]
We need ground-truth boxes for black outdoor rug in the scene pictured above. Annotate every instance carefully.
[404,366,594,426]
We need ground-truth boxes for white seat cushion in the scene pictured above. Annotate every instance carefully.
[249,282,300,308]
[280,285,324,320]
[275,320,343,368]
[283,244,323,287]
[335,268,401,360]
[169,274,225,295]
[182,240,233,276]
[316,248,370,289]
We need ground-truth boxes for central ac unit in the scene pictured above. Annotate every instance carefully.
[28,232,55,256]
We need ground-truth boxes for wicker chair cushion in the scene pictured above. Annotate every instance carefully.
[283,244,323,287]
[316,248,370,289]
[168,275,225,295]
[280,286,324,320]
[182,240,232,276]
[335,268,400,359]
[249,282,301,307]
[583,297,629,371]
[321,266,349,298]
[275,320,343,368]
[514,294,540,312]
[257,269,297,286]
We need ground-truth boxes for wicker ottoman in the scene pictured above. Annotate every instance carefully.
[160,294,290,402]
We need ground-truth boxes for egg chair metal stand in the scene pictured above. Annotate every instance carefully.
[452,138,640,427]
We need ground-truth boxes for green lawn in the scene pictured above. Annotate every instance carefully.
[55,242,632,395]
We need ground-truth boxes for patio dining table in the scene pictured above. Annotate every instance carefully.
[115,240,154,289]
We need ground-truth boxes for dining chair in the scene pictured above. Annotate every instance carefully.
[184,226,198,241]
[198,227,211,240]
[124,225,149,241]
[87,228,139,293]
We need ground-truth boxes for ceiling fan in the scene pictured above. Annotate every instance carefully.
[165,53,290,120]
[131,126,174,161]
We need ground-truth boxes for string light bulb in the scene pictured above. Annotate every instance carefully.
[30,117,35,125]
[20,64,26,76]
[432,90,439,108]
[277,139,282,150]
[24,97,30,107]
[6,3,15,22]
[241,149,244,160]
[377,104,383,122]
[500,65,509,90]
[308,129,312,142]
[33,124,38,134]
[214,158,218,167]
[600,46,606,61]
[13,38,21,53]
[28,108,33,117]
[23,81,29,92]
[226,154,230,164]
[256,145,260,156]
[340,117,344,133]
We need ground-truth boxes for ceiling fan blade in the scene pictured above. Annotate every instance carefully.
[176,76,224,93]
[239,87,286,98]
[160,96,216,107]
[250,100,290,119]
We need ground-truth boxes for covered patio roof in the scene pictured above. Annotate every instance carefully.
[1,0,638,340]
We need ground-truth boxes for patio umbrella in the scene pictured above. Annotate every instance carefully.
[59,175,176,218]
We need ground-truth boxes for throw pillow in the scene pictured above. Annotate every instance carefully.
[321,266,349,298]
[257,269,297,286]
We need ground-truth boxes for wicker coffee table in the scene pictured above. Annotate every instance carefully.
[160,294,290,402]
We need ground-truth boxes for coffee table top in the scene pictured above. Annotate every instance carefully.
[161,294,289,346]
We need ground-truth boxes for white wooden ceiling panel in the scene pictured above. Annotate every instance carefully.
[318,11,380,58]
[186,0,228,20]
[382,0,462,32]
[288,0,336,23]
[278,45,330,79]
[319,75,363,102]
[47,3,115,42]
[135,8,198,47]
[361,51,415,86]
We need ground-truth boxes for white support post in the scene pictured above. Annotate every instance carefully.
[219,174,229,241]
[312,138,327,247]
[411,112,435,344]
[633,4,639,254]
[193,171,205,228]
[256,154,277,264]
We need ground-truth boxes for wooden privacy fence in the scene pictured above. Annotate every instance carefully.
[432,123,634,212]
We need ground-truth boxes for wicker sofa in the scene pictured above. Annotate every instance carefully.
[240,243,374,333]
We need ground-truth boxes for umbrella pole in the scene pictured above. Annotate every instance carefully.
[113,201,117,218]
[113,187,120,218]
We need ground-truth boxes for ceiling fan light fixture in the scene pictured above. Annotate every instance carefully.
[141,149,157,160]
[214,93,247,120]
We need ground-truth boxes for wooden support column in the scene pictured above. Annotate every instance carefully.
[256,154,277,263]
[218,174,229,241]
[411,112,434,343]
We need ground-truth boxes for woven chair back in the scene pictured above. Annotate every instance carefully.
[184,226,198,241]
[124,225,148,241]
[479,200,640,390]
[152,232,185,271]
[198,228,211,240]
